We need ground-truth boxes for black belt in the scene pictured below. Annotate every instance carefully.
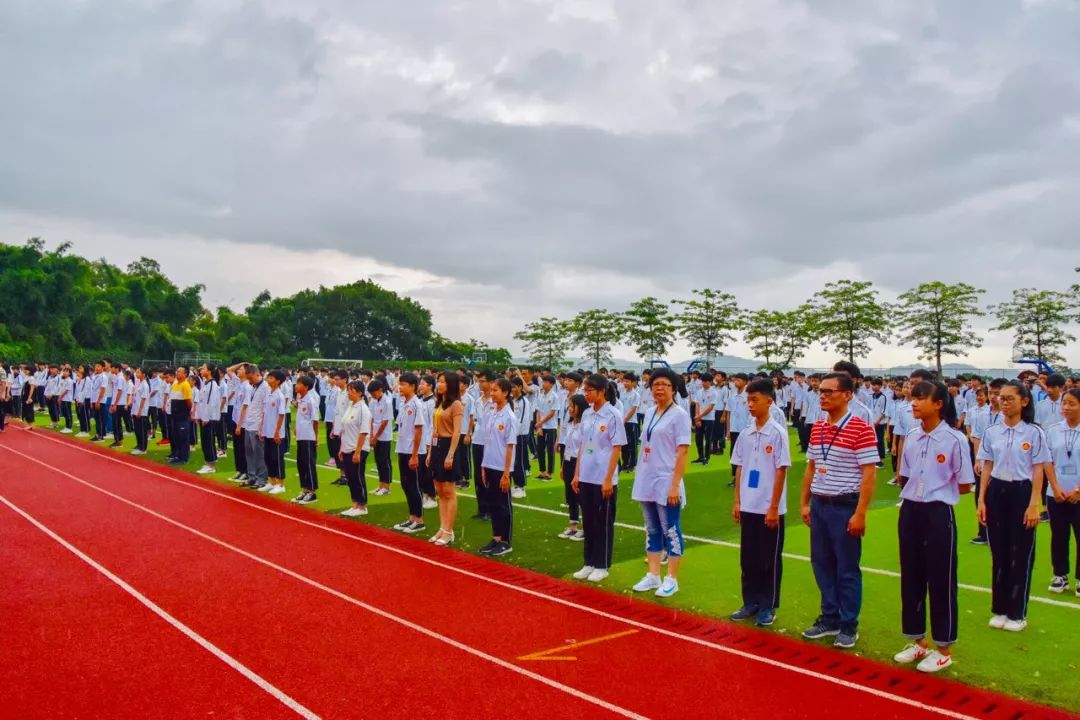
[812,493,860,506]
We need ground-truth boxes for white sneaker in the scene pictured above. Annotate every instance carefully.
[1003,618,1027,632]
[916,650,953,673]
[422,496,438,510]
[511,486,526,499]
[570,530,585,541]
[632,573,662,592]
[216,450,227,458]
[655,577,679,597]
[257,483,273,492]
[271,485,288,495]
[76,432,89,437]
[572,565,595,580]
[340,507,360,517]
[988,614,1008,629]
[129,449,144,456]
[586,568,609,583]
[325,459,337,467]
[60,428,73,434]
[374,487,390,496]
[557,526,577,539]
[196,465,214,475]
[894,643,930,664]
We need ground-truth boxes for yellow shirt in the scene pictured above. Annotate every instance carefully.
[170,379,192,401]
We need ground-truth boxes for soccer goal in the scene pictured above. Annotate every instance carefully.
[300,358,365,370]
[173,352,224,368]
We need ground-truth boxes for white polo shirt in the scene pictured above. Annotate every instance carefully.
[731,418,792,514]
[371,394,394,442]
[339,400,371,454]
[975,420,1052,481]
[294,392,321,442]
[1045,420,1080,494]
[728,390,750,433]
[260,388,286,439]
[131,379,150,416]
[482,403,517,470]
[632,403,691,504]
[899,421,975,505]
[577,402,627,485]
[396,395,422,455]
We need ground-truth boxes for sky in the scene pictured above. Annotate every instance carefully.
[2,0,1079,370]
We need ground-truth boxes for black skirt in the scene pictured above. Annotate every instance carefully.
[429,436,460,483]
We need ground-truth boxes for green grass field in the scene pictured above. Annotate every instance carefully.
[30,414,1080,713]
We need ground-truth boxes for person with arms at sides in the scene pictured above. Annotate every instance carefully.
[692,373,718,466]
[455,374,473,489]
[227,365,249,482]
[869,377,888,469]
[323,371,341,470]
[1035,374,1067,522]
[393,373,427,534]
[832,361,874,428]
[73,366,91,436]
[338,380,372,517]
[43,365,60,429]
[212,366,228,457]
[0,364,8,433]
[19,365,36,428]
[239,365,269,489]
[417,375,439,510]
[57,366,74,433]
[800,372,879,649]
[467,371,496,520]
[129,367,151,455]
[730,378,793,625]
[620,373,641,473]
[571,374,627,583]
[427,373,464,545]
[798,374,822,454]
[893,381,974,673]
[258,369,288,495]
[509,377,531,499]
[478,377,517,556]
[534,374,560,480]
[151,368,170,444]
[725,373,751,487]
[166,367,193,465]
[329,371,351,485]
[557,395,589,542]
[1043,388,1080,596]
[367,378,394,496]
[291,375,321,504]
[976,380,1052,632]
[195,365,222,475]
[631,368,691,599]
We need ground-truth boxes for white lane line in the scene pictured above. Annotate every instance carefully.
[3,434,993,719]
[0,492,320,720]
[0,445,647,720]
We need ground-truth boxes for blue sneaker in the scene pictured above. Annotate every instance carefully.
[801,618,840,639]
[834,630,859,649]
[755,608,776,627]
[729,605,759,621]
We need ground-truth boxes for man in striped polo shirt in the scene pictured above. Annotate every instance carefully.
[799,372,879,649]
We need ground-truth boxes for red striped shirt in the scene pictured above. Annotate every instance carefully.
[808,413,878,495]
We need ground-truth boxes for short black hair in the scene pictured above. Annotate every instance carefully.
[746,378,775,399]
[399,372,419,388]
[821,372,854,392]
[833,360,861,379]
[1047,373,1066,388]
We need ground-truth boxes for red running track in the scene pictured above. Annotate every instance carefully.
[1,426,1075,720]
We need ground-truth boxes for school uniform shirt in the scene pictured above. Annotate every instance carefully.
[472,397,495,446]
[801,390,821,423]
[75,377,88,402]
[260,388,287,439]
[243,381,268,432]
[339,400,372,453]
[1036,397,1064,428]
[869,393,888,425]
[482,403,517,470]
[419,395,435,449]
[44,374,60,398]
[675,393,690,416]
[974,421,1052,481]
[58,377,74,402]
[849,398,873,425]
[769,403,786,426]
[226,373,241,408]
[34,369,47,389]
[149,377,164,407]
[91,372,107,402]
[632,403,692,504]
[196,380,219,422]
[891,399,917,438]
[538,389,560,430]
[698,387,719,420]
[639,382,656,415]
[727,390,751,433]
[294,392,321,442]
[1046,421,1080,495]
[280,379,293,410]
[396,396,423,455]
[966,404,990,437]
[808,412,879,496]
[131,379,150,416]
[371,394,394,442]
[791,382,807,413]
[324,385,340,425]
[899,421,975,505]
[515,396,532,435]
[731,418,792,514]
[622,388,641,423]
[577,403,628,485]
[563,422,583,460]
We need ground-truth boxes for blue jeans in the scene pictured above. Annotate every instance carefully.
[641,501,684,557]
[103,398,113,434]
[810,498,862,633]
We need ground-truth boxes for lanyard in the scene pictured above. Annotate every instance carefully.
[821,413,852,465]
[1065,426,1079,459]
[646,403,674,443]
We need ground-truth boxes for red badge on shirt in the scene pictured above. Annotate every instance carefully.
[497,424,505,431]
[1021,442,1031,452]
[599,425,607,432]
[764,445,773,454]
[936,454,946,464]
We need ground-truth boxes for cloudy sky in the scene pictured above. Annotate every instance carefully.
[3,0,1079,369]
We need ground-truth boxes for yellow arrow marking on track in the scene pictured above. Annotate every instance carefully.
[517,629,639,661]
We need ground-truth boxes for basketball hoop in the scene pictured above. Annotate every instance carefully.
[1009,347,1024,364]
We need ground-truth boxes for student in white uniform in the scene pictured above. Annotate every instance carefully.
[338,380,372,517]
[258,369,288,495]
[509,378,531,498]
[557,395,589,541]
[729,378,792,626]
[195,364,222,475]
[1043,388,1080,596]
[57,366,74,433]
[534,375,560,479]
[976,380,1052,632]
[392,373,426,533]
[571,374,627,583]
[109,369,133,448]
[369,379,395,495]
[631,368,692,598]
[893,381,974,673]
[417,375,438,509]
[478,377,517,557]
[291,375,321,504]
[725,373,751,486]
[44,365,60,429]
[74,365,91,436]
[1035,374,1065,428]
[620,374,641,472]
[130,367,151,455]
[692,374,719,466]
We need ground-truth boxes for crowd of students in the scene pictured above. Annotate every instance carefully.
[1,358,1078,675]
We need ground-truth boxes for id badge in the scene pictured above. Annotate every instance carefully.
[748,469,760,489]
[816,464,828,476]
[586,444,596,455]
[642,445,651,463]
[1063,463,1078,475]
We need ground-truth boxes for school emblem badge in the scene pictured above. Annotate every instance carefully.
[936,454,946,464]
[1021,442,1031,451]
[599,425,607,432]
[497,424,505,431]
[764,445,773,454]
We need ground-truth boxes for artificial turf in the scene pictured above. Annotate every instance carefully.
[27,414,1080,713]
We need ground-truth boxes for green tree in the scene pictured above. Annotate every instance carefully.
[992,288,1079,366]
[895,281,986,373]
[672,289,740,367]
[514,317,572,368]
[810,280,890,362]
[568,309,625,371]
[742,306,815,371]
[623,296,677,361]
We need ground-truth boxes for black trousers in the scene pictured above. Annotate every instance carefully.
[537,429,556,474]
[456,434,471,482]
[94,403,107,439]
[22,388,34,424]
[740,511,785,610]
[296,439,318,491]
[729,431,741,479]
[326,422,341,465]
[622,422,639,470]
[200,421,217,464]
[874,425,886,462]
[898,501,959,645]
[563,457,580,523]
[483,467,513,541]
[798,419,811,454]
[1048,498,1080,579]
[169,401,190,462]
[124,405,134,432]
[695,420,714,463]
[579,483,617,570]
[149,406,162,436]
[512,435,528,488]
[420,451,436,498]
[133,414,149,451]
[46,396,59,423]
[985,479,1036,620]
[973,474,987,541]
[60,401,72,429]
[216,412,228,451]
[398,453,425,517]
[77,400,90,433]
[712,419,725,453]
[374,440,393,484]
[112,405,128,443]
[472,444,489,514]
[234,428,248,475]
[344,449,368,504]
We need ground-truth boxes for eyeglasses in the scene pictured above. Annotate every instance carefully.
[651,382,673,389]
[818,389,849,398]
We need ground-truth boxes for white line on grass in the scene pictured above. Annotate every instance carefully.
[0,493,320,720]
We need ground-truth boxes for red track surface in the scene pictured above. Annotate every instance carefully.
[1,426,1076,720]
